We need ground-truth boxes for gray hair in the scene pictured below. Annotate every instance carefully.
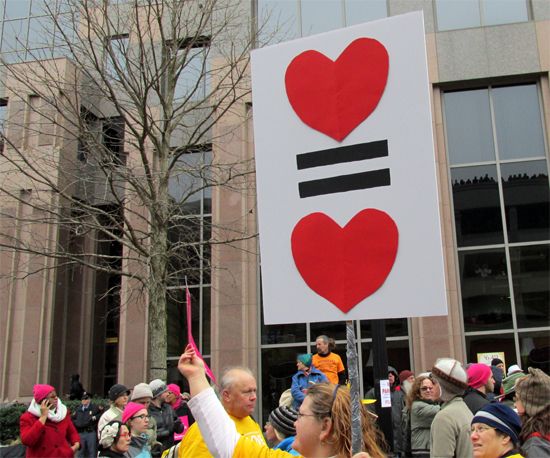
[220,366,255,391]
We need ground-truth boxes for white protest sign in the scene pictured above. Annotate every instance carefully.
[251,12,447,324]
[380,379,392,408]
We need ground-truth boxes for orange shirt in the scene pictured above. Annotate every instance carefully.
[312,352,344,384]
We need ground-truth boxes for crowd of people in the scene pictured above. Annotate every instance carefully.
[17,336,550,458]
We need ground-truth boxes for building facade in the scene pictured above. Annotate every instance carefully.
[0,0,548,425]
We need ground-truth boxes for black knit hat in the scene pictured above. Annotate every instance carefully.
[269,405,298,437]
[108,384,130,401]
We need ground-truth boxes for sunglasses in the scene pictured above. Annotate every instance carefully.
[420,386,434,391]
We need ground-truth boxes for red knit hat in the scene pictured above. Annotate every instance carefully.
[399,370,414,384]
[122,401,148,424]
[33,384,55,403]
[467,363,492,389]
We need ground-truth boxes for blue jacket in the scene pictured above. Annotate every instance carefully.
[291,367,328,409]
[274,436,300,455]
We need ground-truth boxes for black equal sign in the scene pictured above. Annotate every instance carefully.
[296,139,390,198]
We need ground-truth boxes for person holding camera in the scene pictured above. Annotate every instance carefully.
[20,384,80,457]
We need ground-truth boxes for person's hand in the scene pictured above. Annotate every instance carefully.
[39,400,50,418]
[70,442,79,455]
[177,344,206,380]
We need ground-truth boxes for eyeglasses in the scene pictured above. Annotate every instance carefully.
[420,386,434,391]
[471,425,496,434]
[131,414,150,421]
[119,432,131,438]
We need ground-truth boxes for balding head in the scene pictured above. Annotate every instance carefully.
[220,367,257,418]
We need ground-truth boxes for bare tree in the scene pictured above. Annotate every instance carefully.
[0,0,258,380]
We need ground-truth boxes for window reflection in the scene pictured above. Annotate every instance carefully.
[510,245,550,329]
[444,89,495,165]
[465,334,516,366]
[519,331,550,374]
[360,318,408,338]
[493,85,545,161]
[301,0,342,36]
[451,165,503,246]
[482,0,528,27]
[436,0,480,32]
[361,340,411,394]
[257,0,299,46]
[345,0,387,26]
[501,161,550,243]
[459,249,512,332]
[310,321,346,341]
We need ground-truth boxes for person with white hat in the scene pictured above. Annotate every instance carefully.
[429,357,473,458]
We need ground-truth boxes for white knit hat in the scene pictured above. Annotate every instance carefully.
[431,357,468,401]
[131,382,153,401]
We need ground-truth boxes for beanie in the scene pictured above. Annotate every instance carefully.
[297,354,312,367]
[269,405,298,437]
[149,379,168,398]
[131,383,153,401]
[502,371,526,396]
[399,370,414,384]
[108,383,130,402]
[33,384,55,403]
[167,383,181,397]
[467,363,493,389]
[431,358,468,401]
[515,367,550,417]
[472,404,521,445]
[122,401,147,424]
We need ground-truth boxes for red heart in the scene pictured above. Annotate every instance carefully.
[291,209,398,313]
[285,38,389,142]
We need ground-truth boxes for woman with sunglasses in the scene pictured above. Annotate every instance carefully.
[403,375,440,457]
[20,384,80,457]
[98,420,132,457]
[177,345,385,458]
[123,402,153,458]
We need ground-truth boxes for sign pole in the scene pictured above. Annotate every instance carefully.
[372,319,393,451]
[346,320,362,453]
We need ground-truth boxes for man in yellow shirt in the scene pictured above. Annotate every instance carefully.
[312,335,346,385]
[179,367,265,457]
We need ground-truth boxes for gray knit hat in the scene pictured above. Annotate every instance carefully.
[131,382,153,401]
[269,405,298,437]
[515,367,550,417]
[149,379,168,398]
[431,357,468,401]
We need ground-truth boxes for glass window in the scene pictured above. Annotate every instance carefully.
[28,16,54,49]
[261,311,306,345]
[361,339,411,394]
[30,0,48,15]
[2,19,28,52]
[310,321,346,341]
[519,330,550,373]
[482,0,528,27]
[458,248,513,332]
[451,165,504,246]
[360,318,408,338]
[257,0,299,46]
[345,0,387,26]
[465,333,516,366]
[436,0,480,31]
[174,44,209,103]
[510,245,550,329]
[444,89,495,165]
[301,0,343,36]
[5,0,31,19]
[501,161,550,243]
[105,34,129,77]
[261,346,306,420]
[493,85,545,161]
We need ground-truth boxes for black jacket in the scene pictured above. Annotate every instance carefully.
[72,402,101,432]
[148,403,183,450]
[463,387,491,414]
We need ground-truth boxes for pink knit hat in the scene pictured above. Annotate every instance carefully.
[122,401,148,424]
[167,383,181,397]
[33,384,55,403]
[467,363,492,389]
